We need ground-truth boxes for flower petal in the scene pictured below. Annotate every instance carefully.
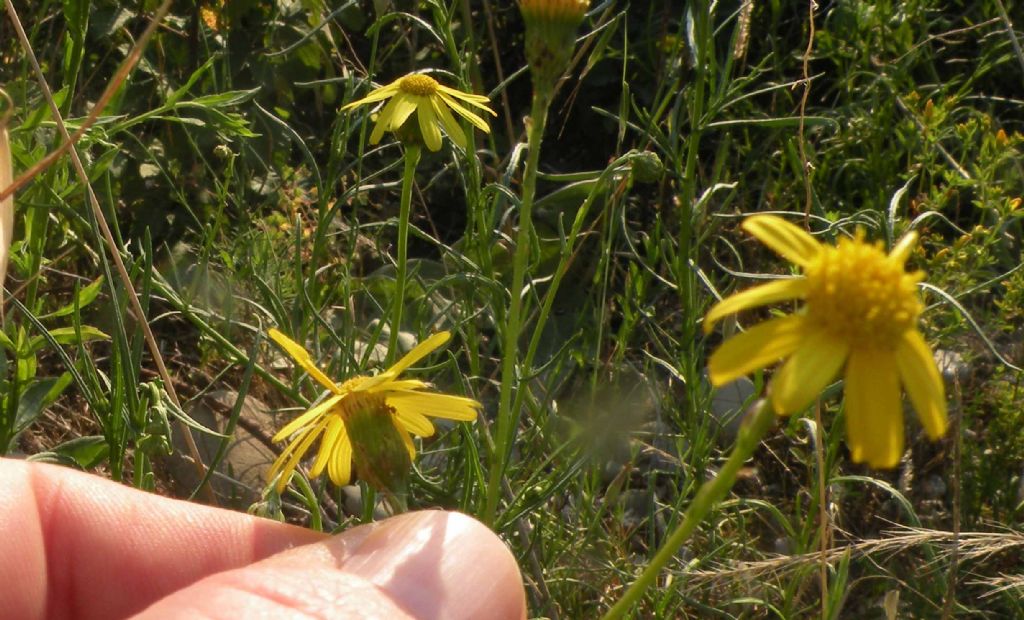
[369,95,404,144]
[844,348,904,468]
[375,379,430,392]
[769,329,849,414]
[435,91,491,132]
[270,417,329,493]
[309,416,345,477]
[895,330,947,439]
[417,99,443,151]
[340,80,401,111]
[389,390,480,422]
[394,422,417,460]
[888,231,918,265]
[708,315,807,386]
[393,407,436,437]
[385,94,419,132]
[742,215,822,268]
[269,328,341,393]
[432,96,467,149]
[386,331,451,376]
[704,278,808,334]
[327,425,353,487]
[272,394,344,442]
[353,332,451,393]
[436,84,496,111]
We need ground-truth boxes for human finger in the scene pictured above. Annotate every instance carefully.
[136,510,527,620]
[0,458,325,620]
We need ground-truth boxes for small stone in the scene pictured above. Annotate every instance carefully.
[635,420,681,475]
[602,459,626,485]
[933,349,968,386]
[341,484,390,520]
[675,544,694,563]
[164,389,280,508]
[352,340,388,365]
[367,320,418,355]
[920,474,947,500]
[707,374,755,446]
[772,536,793,555]
[619,489,653,531]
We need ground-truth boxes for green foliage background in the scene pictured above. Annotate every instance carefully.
[2,0,1024,616]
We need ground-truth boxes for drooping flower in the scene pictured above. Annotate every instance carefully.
[340,73,495,152]
[704,215,948,468]
[267,329,480,493]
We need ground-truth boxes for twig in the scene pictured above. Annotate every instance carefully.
[942,377,963,619]
[992,0,1024,86]
[798,0,818,223]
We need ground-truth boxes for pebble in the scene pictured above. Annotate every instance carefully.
[707,374,755,446]
[919,474,947,500]
[933,349,969,386]
[341,484,391,520]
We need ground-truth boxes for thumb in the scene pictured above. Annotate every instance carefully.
[134,510,526,620]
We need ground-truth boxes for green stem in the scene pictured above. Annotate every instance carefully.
[602,401,775,619]
[484,92,550,525]
[388,145,421,363]
[678,0,708,346]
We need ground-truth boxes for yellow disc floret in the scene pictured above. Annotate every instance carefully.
[398,74,439,97]
[804,233,923,348]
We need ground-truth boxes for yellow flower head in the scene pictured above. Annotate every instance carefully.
[267,329,480,492]
[519,0,590,21]
[519,0,589,95]
[704,215,948,468]
[340,73,496,152]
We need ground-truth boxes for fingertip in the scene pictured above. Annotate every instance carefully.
[334,511,526,620]
[147,510,527,620]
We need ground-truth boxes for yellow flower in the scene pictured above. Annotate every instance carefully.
[267,329,480,492]
[519,0,589,94]
[519,0,590,21]
[704,215,948,468]
[340,73,495,152]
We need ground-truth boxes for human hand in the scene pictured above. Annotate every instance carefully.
[0,458,525,619]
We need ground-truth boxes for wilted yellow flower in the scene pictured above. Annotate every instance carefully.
[340,73,495,152]
[267,329,480,493]
[704,215,948,468]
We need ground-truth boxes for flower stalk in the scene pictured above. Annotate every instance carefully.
[485,92,550,525]
[484,0,589,527]
[602,400,776,618]
[389,145,422,362]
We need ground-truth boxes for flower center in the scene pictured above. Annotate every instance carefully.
[803,234,922,349]
[398,74,439,97]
